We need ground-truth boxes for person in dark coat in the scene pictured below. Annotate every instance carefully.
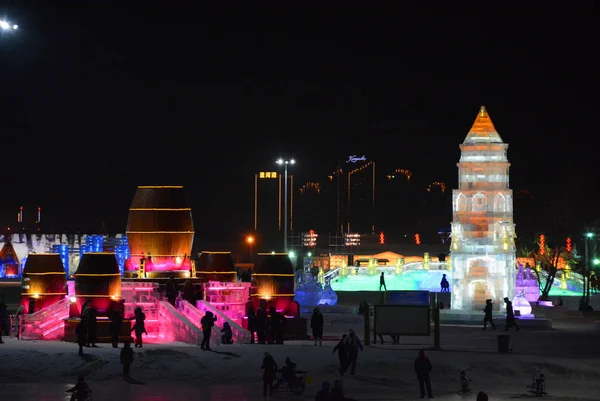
[345,329,363,375]
[86,306,98,347]
[67,375,91,401]
[330,380,356,401]
[131,306,147,348]
[221,321,233,344]
[503,297,520,331]
[476,391,489,401]
[182,280,195,304]
[268,306,284,345]
[247,306,257,344]
[414,349,433,398]
[379,272,387,291]
[261,352,278,397]
[332,334,349,375]
[76,319,87,356]
[440,274,450,292]
[110,301,124,348]
[315,381,331,401]
[482,299,496,330]
[255,307,267,344]
[165,276,178,306]
[200,311,217,350]
[311,307,324,346]
[120,341,134,379]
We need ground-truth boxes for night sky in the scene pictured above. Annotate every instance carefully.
[1,2,598,244]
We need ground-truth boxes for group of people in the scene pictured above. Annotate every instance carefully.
[246,300,286,345]
[75,300,99,356]
[332,329,363,376]
[482,297,521,331]
[77,300,147,357]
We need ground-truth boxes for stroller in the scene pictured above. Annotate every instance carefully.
[273,357,309,395]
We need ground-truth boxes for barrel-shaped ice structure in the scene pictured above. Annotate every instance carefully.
[21,253,67,313]
[125,185,194,278]
[196,251,237,282]
[74,252,121,317]
[251,253,297,315]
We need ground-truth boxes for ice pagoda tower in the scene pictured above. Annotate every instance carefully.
[450,106,516,311]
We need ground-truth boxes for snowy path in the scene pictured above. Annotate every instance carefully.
[2,320,600,400]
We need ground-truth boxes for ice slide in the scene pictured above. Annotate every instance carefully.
[20,297,70,340]
[180,300,251,345]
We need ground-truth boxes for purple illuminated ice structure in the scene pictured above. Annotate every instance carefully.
[295,272,338,307]
[121,282,161,341]
[157,301,204,345]
[20,297,70,340]
[195,300,251,344]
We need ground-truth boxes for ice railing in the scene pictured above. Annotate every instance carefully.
[20,297,70,340]
[122,281,161,340]
[177,300,221,347]
[195,300,251,344]
[157,301,204,346]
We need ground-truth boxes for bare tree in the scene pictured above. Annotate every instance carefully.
[527,237,575,301]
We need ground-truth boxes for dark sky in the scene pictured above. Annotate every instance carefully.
[1,2,598,241]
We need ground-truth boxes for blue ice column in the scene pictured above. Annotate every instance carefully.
[115,237,130,276]
[52,244,69,279]
[86,235,104,252]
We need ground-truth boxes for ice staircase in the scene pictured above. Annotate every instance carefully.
[20,298,70,340]
[121,282,161,341]
[192,300,251,344]
[157,301,208,346]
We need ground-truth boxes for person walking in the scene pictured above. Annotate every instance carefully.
[414,349,433,398]
[482,299,496,330]
[379,272,387,291]
[131,306,147,348]
[110,300,124,348]
[503,297,520,331]
[332,334,349,375]
[311,307,324,346]
[261,352,278,397]
[345,329,363,375]
[120,342,134,379]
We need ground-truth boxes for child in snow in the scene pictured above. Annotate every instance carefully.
[120,341,134,378]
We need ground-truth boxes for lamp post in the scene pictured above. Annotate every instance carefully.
[0,20,18,31]
[584,232,594,306]
[276,158,295,252]
[246,235,254,263]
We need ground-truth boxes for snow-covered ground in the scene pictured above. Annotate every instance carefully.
[2,311,600,401]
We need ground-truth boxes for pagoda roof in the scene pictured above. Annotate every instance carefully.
[0,240,19,265]
[463,106,504,144]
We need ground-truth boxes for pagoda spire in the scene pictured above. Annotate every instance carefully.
[463,105,503,144]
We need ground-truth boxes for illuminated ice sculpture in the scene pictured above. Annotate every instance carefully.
[450,106,516,311]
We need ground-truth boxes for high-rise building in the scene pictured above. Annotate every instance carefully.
[450,106,516,311]
[255,171,283,250]
[347,160,375,234]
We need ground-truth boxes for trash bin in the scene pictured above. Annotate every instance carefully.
[497,334,510,353]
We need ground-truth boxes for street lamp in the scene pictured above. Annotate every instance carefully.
[276,158,295,251]
[246,235,254,263]
[584,232,595,306]
[0,20,18,31]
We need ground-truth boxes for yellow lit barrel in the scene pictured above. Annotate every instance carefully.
[251,253,296,315]
[21,253,67,313]
[125,185,194,278]
[196,251,237,282]
[74,252,121,317]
